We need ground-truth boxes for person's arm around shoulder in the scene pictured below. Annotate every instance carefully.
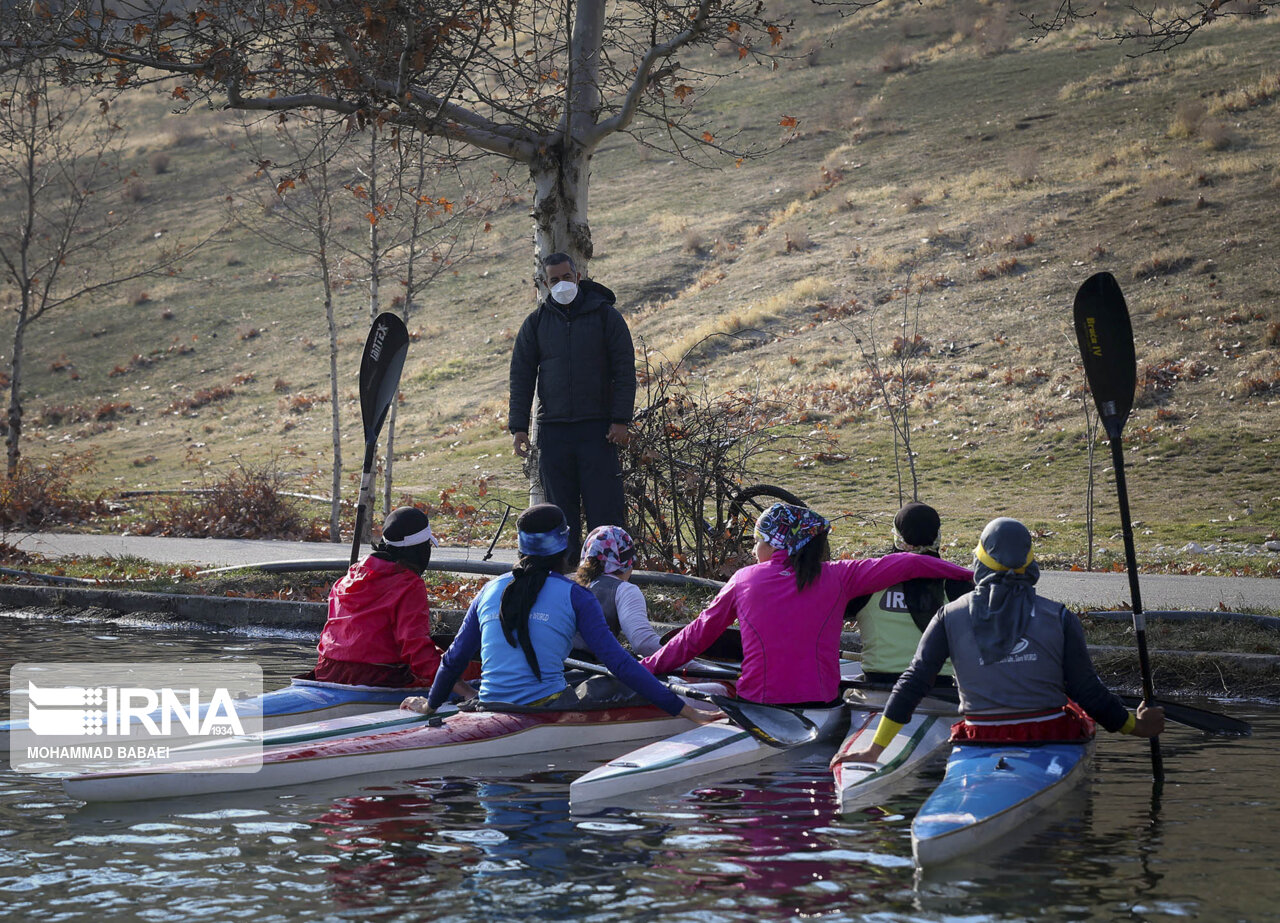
[835,552,972,600]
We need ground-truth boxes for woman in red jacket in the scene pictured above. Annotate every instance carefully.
[315,506,466,690]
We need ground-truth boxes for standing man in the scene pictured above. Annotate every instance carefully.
[509,252,635,553]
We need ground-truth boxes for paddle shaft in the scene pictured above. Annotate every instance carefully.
[349,440,379,566]
[1108,437,1164,780]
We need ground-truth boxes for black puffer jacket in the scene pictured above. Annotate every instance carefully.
[508,279,636,432]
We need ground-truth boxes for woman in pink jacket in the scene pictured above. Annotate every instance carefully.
[641,503,973,705]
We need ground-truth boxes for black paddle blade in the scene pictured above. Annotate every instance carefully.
[359,313,410,445]
[1114,693,1251,737]
[716,698,821,749]
[1073,271,1136,440]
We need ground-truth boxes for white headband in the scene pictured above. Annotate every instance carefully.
[384,525,437,547]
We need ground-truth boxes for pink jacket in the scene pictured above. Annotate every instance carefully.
[316,555,443,683]
[641,551,973,704]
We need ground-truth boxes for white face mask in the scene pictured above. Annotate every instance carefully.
[550,280,578,305]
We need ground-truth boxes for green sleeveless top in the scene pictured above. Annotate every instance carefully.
[857,583,954,677]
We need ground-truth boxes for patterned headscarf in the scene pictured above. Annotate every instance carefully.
[969,517,1041,665]
[753,503,830,554]
[580,525,635,575]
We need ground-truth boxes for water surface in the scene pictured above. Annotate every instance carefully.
[2,610,1277,921]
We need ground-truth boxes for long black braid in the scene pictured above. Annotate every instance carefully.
[499,551,569,680]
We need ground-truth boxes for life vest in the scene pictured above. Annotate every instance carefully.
[856,581,954,677]
[587,574,624,636]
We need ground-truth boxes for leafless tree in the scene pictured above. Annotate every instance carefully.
[1,0,842,273]
[229,112,349,540]
[0,62,192,477]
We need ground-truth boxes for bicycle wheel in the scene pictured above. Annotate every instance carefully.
[725,484,806,547]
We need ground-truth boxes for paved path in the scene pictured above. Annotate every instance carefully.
[6,531,1280,615]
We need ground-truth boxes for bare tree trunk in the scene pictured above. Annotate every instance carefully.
[324,262,342,541]
[365,130,384,536]
[6,312,27,479]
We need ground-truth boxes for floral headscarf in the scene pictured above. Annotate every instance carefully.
[580,525,636,575]
[753,503,830,554]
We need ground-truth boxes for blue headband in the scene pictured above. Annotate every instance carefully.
[518,524,570,556]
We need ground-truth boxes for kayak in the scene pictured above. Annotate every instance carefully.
[569,703,848,807]
[831,686,957,812]
[62,685,728,803]
[911,739,1095,867]
[166,703,462,756]
[1,674,413,751]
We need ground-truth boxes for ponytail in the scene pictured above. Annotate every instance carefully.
[789,531,831,592]
[499,550,568,679]
[573,557,605,586]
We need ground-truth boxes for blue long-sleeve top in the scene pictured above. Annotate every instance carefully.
[427,571,684,715]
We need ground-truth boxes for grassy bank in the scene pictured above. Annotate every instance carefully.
[1,0,1277,566]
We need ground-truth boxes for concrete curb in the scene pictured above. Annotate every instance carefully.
[3,584,1277,698]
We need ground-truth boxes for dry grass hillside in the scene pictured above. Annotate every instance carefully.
[2,0,1278,566]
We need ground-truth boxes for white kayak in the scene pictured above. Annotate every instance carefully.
[1,674,415,752]
[911,739,1096,867]
[62,686,726,803]
[569,703,848,808]
[832,686,958,812]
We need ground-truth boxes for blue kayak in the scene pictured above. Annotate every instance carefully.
[911,739,1095,867]
[2,675,413,749]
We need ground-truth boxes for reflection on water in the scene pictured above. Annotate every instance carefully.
[2,610,1279,922]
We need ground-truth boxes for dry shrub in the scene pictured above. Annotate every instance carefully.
[167,385,235,413]
[1169,100,1206,139]
[781,225,812,253]
[282,392,329,414]
[1006,149,1041,186]
[167,127,203,148]
[1137,358,1212,406]
[123,180,146,203]
[877,44,913,73]
[975,257,1020,280]
[0,454,108,528]
[1198,120,1234,151]
[1132,251,1194,279]
[1147,179,1180,207]
[140,460,325,540]
[236,325,262,341]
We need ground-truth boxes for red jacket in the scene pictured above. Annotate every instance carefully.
[316,555,443,683]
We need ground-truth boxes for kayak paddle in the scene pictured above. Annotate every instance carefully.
[563,658,820,749]
[1073,271,1163,783]
[351,312,410,565]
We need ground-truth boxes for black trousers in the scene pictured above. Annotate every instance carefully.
[537,420,626,555]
